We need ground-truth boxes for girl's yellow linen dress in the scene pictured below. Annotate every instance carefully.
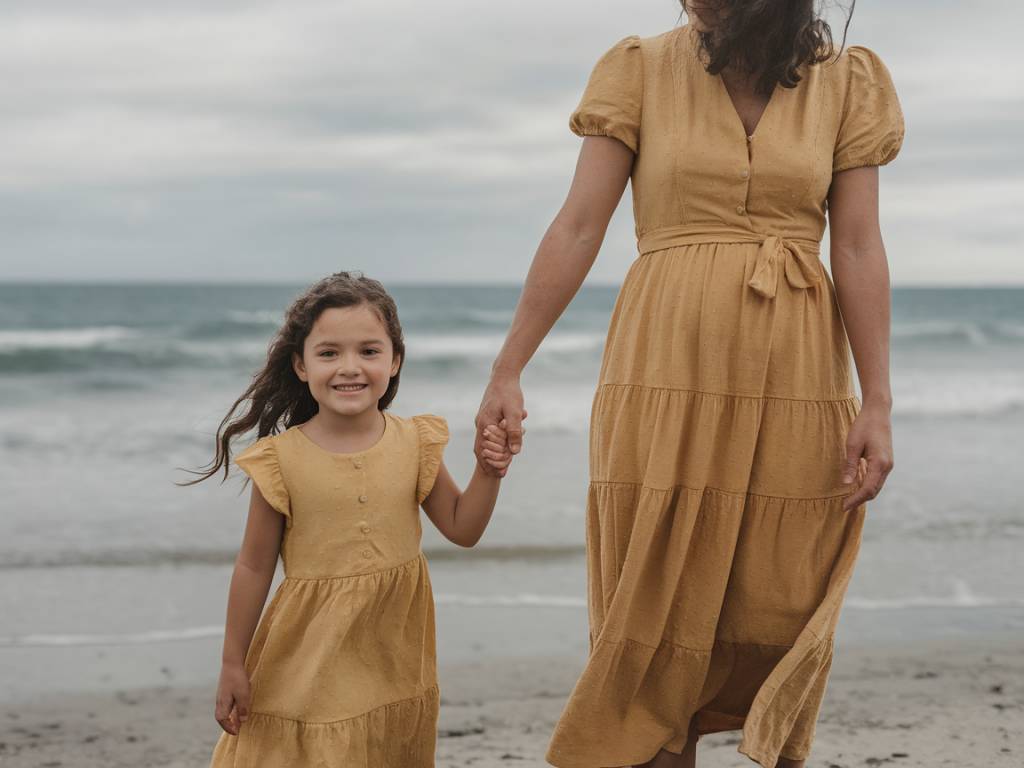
[545,25,904,768]
[209,411,449,768]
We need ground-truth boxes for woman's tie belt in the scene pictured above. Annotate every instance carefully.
[636,225,823,299]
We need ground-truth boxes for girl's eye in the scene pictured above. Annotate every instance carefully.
[319,351,336,358]
[363,349,380,356]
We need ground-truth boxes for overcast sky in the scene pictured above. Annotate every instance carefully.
[1,0,1021,285]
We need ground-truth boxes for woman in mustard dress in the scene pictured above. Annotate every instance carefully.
[475,2,904,767]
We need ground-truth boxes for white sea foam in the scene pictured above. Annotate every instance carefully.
[893,320,990,346]
[0,326,138,351]
[434,593,587,607]
[0,626,224,647]
[405,332,606,359]
[224,310,285,325]
[892,371,1024,418]
[4,584,1021,648]
[993,322,1024,339]
[846,580,1024,610]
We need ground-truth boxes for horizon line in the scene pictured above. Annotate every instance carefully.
[2,280,1023,290]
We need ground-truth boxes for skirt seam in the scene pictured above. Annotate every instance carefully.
[249,683,439,727]
[589,479,853,502]
[593,634,808,655]
[596,634,712,655]
[284,552,424,582]
[597,381,858,404]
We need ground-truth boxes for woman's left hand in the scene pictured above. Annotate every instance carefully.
[841,401,894,512]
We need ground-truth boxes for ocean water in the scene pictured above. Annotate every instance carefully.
[1,283,1022,698]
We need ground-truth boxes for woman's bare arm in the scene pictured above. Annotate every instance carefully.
[827,165,895,510]
[476,135,634,459]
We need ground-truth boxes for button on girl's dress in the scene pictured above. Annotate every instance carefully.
[361,525,371,534]
[359,494,368,503]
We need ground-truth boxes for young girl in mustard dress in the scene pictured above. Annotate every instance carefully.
[187,272,515,767]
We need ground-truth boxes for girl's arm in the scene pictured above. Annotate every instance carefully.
[214,486,284,734]
[827,165,896,511]
[476,135,634,456]
[422,425,511,547]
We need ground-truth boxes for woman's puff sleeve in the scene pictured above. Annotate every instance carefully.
[832,45,905,173]
[569,35,643,153]
[413,414,450,505]
[234,436,291,522]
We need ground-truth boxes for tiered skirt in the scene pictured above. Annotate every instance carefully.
[547,241,868,768]
[210,554,438,767]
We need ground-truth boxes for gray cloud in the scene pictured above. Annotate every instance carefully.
[0,0,1021,284]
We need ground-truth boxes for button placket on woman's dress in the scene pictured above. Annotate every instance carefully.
[736,163,751,216]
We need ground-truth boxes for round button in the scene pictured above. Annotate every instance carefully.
[358,495,368,503]
[740,169,749,179]
[361,525,371,534]
[362,550,372,559]
[736,204,746,215]
[353,459,363,469]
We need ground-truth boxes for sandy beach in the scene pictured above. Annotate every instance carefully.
[2,630,1020,768]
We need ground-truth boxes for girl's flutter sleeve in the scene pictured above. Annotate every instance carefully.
[569,35,644,153]
[413,414,450,505]
[234,437,291,521]
[832,45,905,173]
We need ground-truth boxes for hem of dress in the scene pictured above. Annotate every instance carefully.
[546,631,832,768]
[547,723,810,768]
[738,740,811,768]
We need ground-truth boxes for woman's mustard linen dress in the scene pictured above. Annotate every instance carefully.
[209,411,449,768]
[545,25,904,768]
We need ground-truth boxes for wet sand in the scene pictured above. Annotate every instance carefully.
[1,630,1021,767]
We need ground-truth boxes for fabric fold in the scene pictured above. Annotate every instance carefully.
[234,437,291,521]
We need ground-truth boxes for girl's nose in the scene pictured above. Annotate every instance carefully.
[336,357,361,375]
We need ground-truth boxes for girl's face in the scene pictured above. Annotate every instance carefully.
[293,304,400,419]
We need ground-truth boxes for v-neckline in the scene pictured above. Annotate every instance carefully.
[716,71,778,141]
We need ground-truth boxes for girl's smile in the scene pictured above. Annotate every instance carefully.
[293,304,401,421]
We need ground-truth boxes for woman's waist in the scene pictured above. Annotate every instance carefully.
[636,223,822,256]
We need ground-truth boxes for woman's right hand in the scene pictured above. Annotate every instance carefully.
[475,373,527,476]
[214,662,252,735]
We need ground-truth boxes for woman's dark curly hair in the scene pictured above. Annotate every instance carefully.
[182,271,405,485]
[682,1,855,96]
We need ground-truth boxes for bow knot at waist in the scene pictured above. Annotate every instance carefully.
[636,225,823,299]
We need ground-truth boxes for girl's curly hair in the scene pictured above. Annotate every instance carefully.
[182,271,405,485]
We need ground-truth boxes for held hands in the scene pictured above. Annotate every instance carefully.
[214,662,251,735]
[478,419,521,477]
[840,401,894,512]
[474,374,527,477]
